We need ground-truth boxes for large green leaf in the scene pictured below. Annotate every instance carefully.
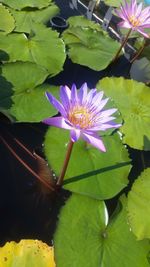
[44,127,131,199]
[54,194,150,267]
[0,4,15,33]
[0,0,53,10]
[0,239,55,267]
[98,77,150,150]
[127,168,150,240]
[0,24,66,76]
[10,5,59,33]
[62,16,120,71]
[0,62,59,122]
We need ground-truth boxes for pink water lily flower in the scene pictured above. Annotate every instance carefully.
[43,83,121,152]
[116,0,150,38]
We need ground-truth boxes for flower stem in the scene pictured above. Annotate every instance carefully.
[113,28,132,62]
[130,39,148,64]
[56,140,74,186]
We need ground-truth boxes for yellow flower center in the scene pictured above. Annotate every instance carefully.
[68,105,93,129]
[129,15,141,27]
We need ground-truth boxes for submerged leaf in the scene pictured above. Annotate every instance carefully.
[98,77,150,150]
[130,58,150,83]
[127,168,150,240]
[54,194,150,267]
[44,127,131,199]
[0,239,55,267]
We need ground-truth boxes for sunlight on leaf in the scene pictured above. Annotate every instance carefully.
[98,77,150,150]
[0,0,53,10]
[10,4,59,33]
[62,16,120,71]
[44,128,131,199]
[127,168,150,240]
[0,4,15,33]
[0,239,55,267]
[0,23,66,76]
[54,194,150,267]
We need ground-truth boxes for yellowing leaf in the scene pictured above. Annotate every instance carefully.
[0,239,55,267]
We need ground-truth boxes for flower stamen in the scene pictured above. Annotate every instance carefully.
[129,15,141,27]
[68,105,93,129]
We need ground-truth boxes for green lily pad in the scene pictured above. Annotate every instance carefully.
[62,17,120,71]
[0,62,59,122]
[67,15,102,31]
[0,0,53,10]
[97,77,150,150]
[44,127,131,199]
[54,194,150,267]
[0,4,15,33]
[127,168,150,240]
[10,4,59,33]
[0,23,66,76]
[0,239,55,267]
[104,0,128,7]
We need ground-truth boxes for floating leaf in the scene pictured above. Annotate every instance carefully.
[104,0,129,7]
[130,58,150,83]
[54,194,150,267]
[0,4,15,33]
[62,16,120,71]
[0,0,53,10]
[98,77,150,150]
[0,239,55,267]
[10,5,59,33]
[0,62,59,122]
[44,127,131,199]
[67,15,102,31]
[0,24,66,76]
[127,168,150,240]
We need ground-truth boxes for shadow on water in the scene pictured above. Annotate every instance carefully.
[0,121,70,246]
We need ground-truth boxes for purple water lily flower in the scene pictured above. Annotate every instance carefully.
[116,0,150,38]
[43,83,121,152]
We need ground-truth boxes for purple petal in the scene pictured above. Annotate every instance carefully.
[137,28,149,38]
[135,2,142,17]
[46,92,66,117]
[71,84,78,105]
[70,129,81,142]
[91,91,104,107]
[60,85,71,112]
[118,21,131,29]
[91,98,109,114]
[43,116,72,130]
[86,89,97,105]
[100,108,117,118]
[87,122,121,132]
[78,83,88,104]
[82,132,106,152]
